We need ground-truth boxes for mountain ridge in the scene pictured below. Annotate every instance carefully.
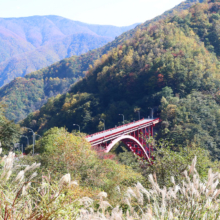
[0,15,137,87]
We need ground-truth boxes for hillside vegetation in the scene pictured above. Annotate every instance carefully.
[0,0,201,122]
[21,0,220,160]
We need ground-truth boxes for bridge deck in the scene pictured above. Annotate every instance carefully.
[86,118,160,146]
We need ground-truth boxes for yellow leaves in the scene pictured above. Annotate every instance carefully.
[112,51,118,61]
[189,30,195,37]
[93,54,109,69]
[179,10,189,18]
[33,110,40,117]
[97,66,109,81]
[166,104,177,118]
[94,59,101,68]
[61,95,78,111]
[118,50,123,57]
[68,185,100,200]
[62,103,71,111]
[98,121,104,131]
[84,101,91,108]
[101,54,108,63]
[161,97,168,105]
[121,49,134,67]
[134,28,141,39]
[217,109,220,116]
[70,97,77,105]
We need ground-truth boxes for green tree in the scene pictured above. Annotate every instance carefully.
[0,103,20,149]
[34,127,142,202]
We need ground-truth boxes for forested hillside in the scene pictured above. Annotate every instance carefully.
[3,1,220,218]
[21,0,220,159]
[0,15,137,87]
[0,0,202,122]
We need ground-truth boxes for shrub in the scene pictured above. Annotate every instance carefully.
[33,127,142,202]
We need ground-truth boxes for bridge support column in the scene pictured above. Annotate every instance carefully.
[149,125,154,160]
[86,118,160,162]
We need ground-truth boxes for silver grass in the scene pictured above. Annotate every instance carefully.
[168,211,174,219]
[189,156,197,175]
[212,179,219,190]
[1,155,7,163]
[115,185,121,194]
[110,206,123,220]
[70,180,78,186]
[214,189,220,199]
[171,176,175,185]
[99,200,112,211]
[123,197,131,208]
[15,170,25,182]
[2,152,15,171]
[1,150,220,219]
[135,182,150,197]
[5,170,12,180]
[133,186,144,205]
[28,162,37,170]
[98,191,108,198]
[22,185,27,196]
[23,165,31,172]
[32,162,41,170]
[28,171,38,181]
[59,173,71,187]
[79,197,94,207]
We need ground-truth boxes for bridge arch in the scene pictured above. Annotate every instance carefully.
[105,135,150,162]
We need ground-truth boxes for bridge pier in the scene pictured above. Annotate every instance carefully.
[86,118,160,162]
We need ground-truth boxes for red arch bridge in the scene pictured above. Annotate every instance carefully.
[86,118,160,162]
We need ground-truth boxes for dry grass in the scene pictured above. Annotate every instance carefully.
[1,149,220,219]
[0,150,80,219]
[78,156,220,220]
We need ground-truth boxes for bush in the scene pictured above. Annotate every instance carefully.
[32,127,142,203]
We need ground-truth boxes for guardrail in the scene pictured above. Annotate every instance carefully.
[86,118,160,139]
[86,118,160,146]
[85,118,145,138]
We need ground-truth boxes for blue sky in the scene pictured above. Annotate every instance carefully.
[0,0,184,26]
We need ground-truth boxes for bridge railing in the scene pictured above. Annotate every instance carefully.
[86,118,147,138]
[86,118,160,146]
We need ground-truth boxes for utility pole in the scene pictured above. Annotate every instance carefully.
[148,107,154,119]
[73,124,80,133]
[21,135,29,149]
[23,127,35,155]
[137,110,140,120]
[99,119,105,131]
[35,134,41,140]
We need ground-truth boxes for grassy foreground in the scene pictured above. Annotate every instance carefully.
[1,147,220,219]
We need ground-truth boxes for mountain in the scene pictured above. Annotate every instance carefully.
[0,0,204,122]
[21,0,220,160]
[0,15,138,87]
